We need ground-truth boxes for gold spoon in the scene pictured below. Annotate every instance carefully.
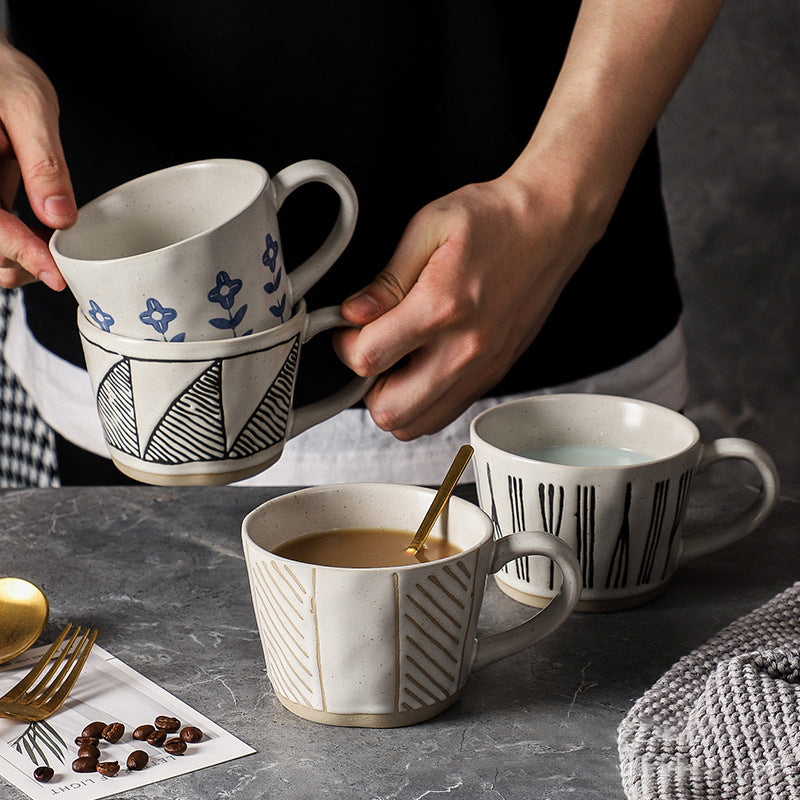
[406,444,474,556]
[0,577,50,665]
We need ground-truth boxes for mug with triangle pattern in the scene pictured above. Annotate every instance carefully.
[77,300,373,485]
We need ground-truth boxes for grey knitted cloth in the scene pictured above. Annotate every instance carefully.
[618,582,800,800]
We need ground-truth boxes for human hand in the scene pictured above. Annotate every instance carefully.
[0,33,74,290]
[334,170,604,440]
[335,0,726,442]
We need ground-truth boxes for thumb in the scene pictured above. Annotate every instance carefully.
[16,135,77,230]
[341,214,438,325]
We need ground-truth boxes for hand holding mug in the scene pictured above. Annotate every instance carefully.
[0,31,74,290]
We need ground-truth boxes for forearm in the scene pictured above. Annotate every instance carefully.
[508,0,726,242]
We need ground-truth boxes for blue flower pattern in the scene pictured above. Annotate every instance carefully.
[139,298,186,342]
[93,235,287,341]
[208,270,253,337]
[88,299,115,332]
[262,233,286,323]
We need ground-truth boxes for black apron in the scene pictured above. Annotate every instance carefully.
[9,0,681,406]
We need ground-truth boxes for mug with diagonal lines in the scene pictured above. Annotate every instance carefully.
[470,394,780,612]
[241,483,582,727]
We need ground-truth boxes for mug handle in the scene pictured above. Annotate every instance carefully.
[287,306,376,439]
[679,437,780,563]
[270,159,359,305]
[472,531,582,673]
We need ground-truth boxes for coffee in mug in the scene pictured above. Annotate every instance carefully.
[273,528,461,567]
[242,483,582,727]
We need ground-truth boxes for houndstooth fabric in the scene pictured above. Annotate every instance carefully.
[0,289,60,487]
[618,582,800,800]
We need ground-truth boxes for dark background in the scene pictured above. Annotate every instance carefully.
[659,0,799,486]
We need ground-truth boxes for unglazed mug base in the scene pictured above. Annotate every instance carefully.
[494,574,671,613]
[275,690,464,729]
[111,453,277,487]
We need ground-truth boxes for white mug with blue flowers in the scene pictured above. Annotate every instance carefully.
[50,158,358,341]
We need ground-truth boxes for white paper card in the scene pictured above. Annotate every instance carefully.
[0,644,255,800]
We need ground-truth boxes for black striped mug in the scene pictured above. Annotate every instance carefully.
[470,394,780,611]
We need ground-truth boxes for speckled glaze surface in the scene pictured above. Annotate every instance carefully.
[241,483,582,727]
[51,158,357,341]
[78,302,372,486]
[470,394,780,611]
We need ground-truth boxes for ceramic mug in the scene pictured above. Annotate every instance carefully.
[51,158,358,340]
[470,394,780,612]
[241,483,582,728]
[77,300,373,485]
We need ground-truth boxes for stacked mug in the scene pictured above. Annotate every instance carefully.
[51,158,371,485]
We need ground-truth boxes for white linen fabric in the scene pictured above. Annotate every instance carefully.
[3,290,689,485]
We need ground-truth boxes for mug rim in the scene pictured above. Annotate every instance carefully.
[50,158,269,266]
[469,393,701,469]
[77,298,306,358]
[242,482,494,573]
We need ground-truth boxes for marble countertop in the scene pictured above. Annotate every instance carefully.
[2,480,797,800]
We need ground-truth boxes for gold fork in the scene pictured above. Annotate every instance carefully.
[0,624,98,722]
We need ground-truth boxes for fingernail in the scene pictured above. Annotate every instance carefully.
[344,293,381,319]
[44,195,76,219]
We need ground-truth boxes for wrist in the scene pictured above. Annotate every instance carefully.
[501,115,621,257]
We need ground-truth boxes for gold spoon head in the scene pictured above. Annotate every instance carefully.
[406,444,474,556]
[0,577,50,665]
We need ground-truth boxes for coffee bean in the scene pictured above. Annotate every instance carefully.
[72,756,99,773]
[101,722,124,743]
[127,750,149,771]
[154,715,181,732]
[77,744,100,759]
[81,721,106,738]
[74,736,99,747]
[164,738,187,755]
[33,766,54,782]
[96,761,120,777]
[146,729,167,747]
[133,724,155,740]
[180,725,203,743]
